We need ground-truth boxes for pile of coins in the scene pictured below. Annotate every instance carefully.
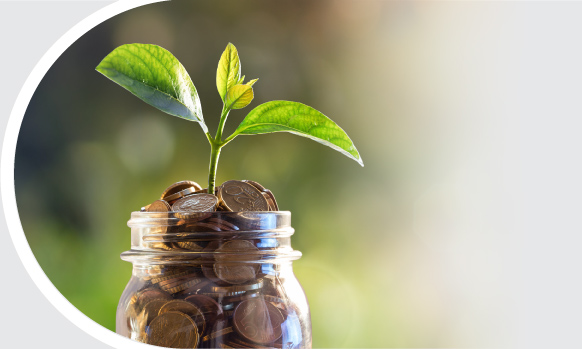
[123,180,303,348]
[126,264,298,348]
[143,179,278,215]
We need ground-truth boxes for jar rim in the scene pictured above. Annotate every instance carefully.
[123,210,301,264]
[128,210,291,230]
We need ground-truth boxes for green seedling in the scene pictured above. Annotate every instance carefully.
[96,43,363,194]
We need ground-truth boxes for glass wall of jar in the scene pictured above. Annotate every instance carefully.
[117,211,311,349]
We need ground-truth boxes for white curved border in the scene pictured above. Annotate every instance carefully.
[1,1,166,348]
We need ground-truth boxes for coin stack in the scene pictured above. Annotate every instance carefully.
[142,179,278,215]
[124,180,302,348]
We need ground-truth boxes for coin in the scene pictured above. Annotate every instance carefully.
[213,260,259,285]
[161,180,202,200]
[184,294,224,326]
[139,298,168,325]
[202,290,247,298]
[218,180,269,212]
[233,297,284,345]
[173,211,212,221]
[159,300,206,334]
[177,279,211,296]
[135,288,171,306]
[151,271,191,284]
[263,189,279,211]
[214,240,261,284]
[162,187,199,203]
[200,241,231,285]
[221,290,261,305]
[157,273,201,288]
[163,278,204,294]
[210,279,264,293]
[147,311,199,348]
[128,293,139,305]
[172,193,218,212]
[242,179,266,192]
[242,180,279,211]
[146,199,171,212]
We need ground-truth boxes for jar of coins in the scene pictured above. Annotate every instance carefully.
[116,210,311,348]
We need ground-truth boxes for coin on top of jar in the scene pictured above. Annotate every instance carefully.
[160,180,202,200]
[242,179,279,211]
[217,180,269,212]
[172,193,218,212]
[145,199,171,212]
[162,187,200,203]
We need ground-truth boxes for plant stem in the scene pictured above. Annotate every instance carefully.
[208,141,222,194]
[207,104,231,194]
[215,104,230,142]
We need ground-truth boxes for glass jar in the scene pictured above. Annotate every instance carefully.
[116,211,312,349]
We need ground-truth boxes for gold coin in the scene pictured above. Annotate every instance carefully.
[139,298,168,325]
[158,274,201,288]
[172,194,218,212]
[173,211,212,221]
[135,288,171,306]
[162,187,199,203]
[218,180,269,212]
[158,300,206,334]
[151,271,191,284]
[147,311,199,348]
[164,278,204,294]
[242,179,266,192]
[242,180,278,210]
[146,200,171,212]
[262,189,279,211]
[160,180,202,200]
[128,293,139,305]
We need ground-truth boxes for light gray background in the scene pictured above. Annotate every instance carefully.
[0,2,114,348]
[3,1,582,348]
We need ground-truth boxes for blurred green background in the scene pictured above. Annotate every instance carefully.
[14,1,511,347]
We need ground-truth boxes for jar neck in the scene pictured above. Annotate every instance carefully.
[121,211,301,265]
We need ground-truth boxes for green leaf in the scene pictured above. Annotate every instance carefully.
[226,85,254,110]
[96,43,207,132]
[245,78,258,87]
[230,101,363,166]
[216,43,241,102]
